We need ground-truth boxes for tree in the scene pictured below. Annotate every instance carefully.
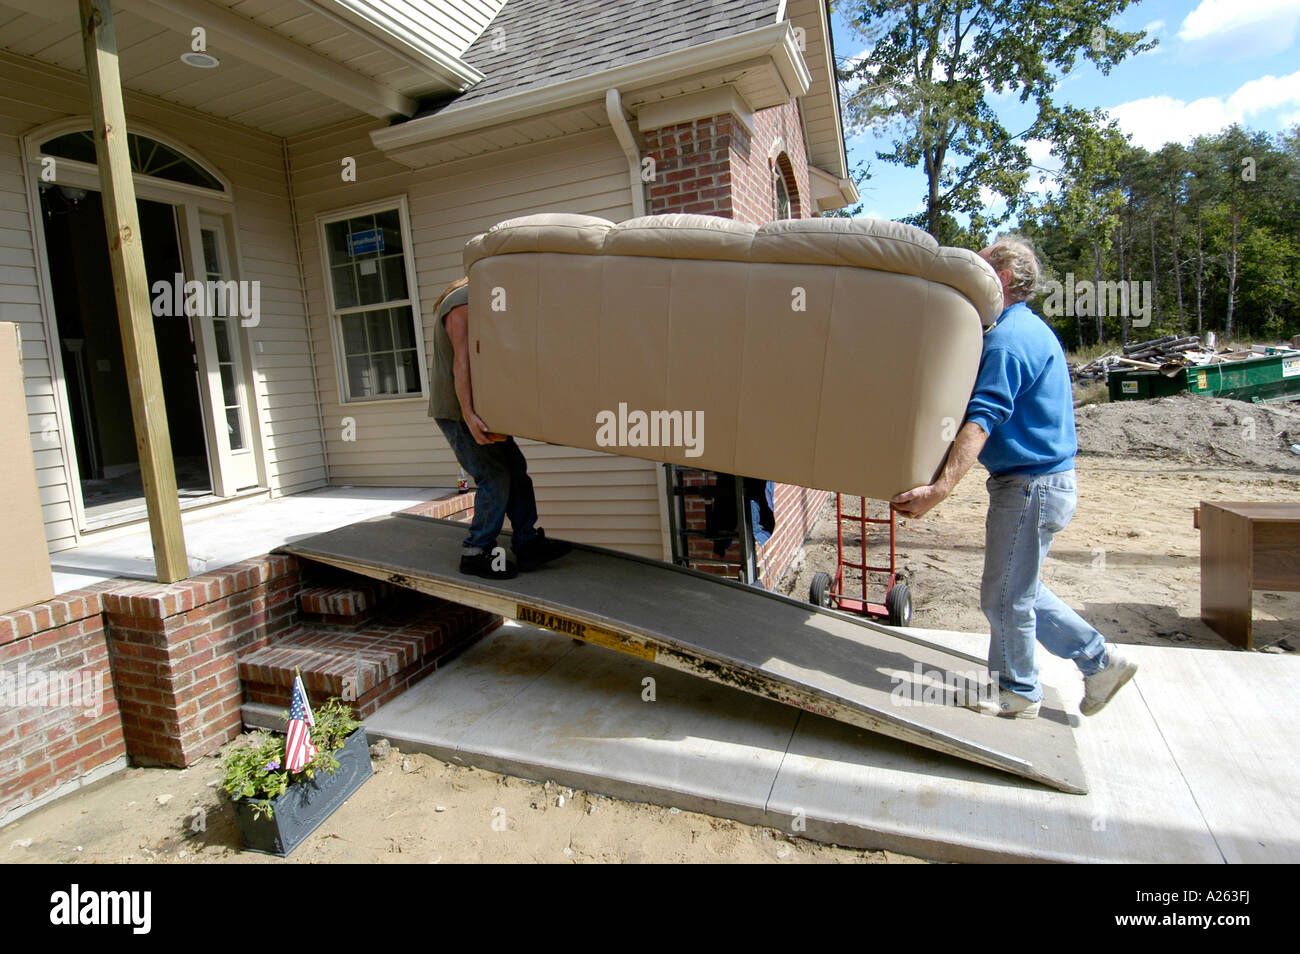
[1041,108,1128,344]
[837,0,1153,244]
[1154,143,1189,334]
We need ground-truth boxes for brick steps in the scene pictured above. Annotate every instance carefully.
[238,592,500,720]
[297,581,390,623]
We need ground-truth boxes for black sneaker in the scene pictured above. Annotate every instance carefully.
[512,529,573,571]
[459,550,518,580]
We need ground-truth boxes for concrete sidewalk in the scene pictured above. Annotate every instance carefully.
[367,620,1300,863]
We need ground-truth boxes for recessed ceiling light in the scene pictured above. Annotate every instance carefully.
[180,52,220,69]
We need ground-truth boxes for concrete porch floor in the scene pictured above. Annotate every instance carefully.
[50,487,457,594]
[367,619,1300,863]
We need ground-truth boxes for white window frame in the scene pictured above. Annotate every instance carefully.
[316,195,428,406]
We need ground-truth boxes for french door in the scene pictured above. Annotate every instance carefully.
[179,210,261,493]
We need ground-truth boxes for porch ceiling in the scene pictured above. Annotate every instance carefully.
[0,0,478,137]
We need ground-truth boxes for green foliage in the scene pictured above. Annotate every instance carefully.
[1025,122,1300,346]
[219,696,361,820]
[837,0,1154,243]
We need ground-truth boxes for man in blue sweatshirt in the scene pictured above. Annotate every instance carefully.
[891,238,1137,720]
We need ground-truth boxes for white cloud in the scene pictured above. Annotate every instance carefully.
[1107,69,1300,149]
[1177,0,1300,61]
[1137,19,1166,55]
[1023,139,1059,195]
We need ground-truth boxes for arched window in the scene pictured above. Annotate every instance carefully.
[39,130,225,192]
[774,173,790,220]
[771,153,800,220]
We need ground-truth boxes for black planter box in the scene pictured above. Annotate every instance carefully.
[232,727,374,857]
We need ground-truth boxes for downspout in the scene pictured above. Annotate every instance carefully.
[605,88,646,217]
[606,88,664,555]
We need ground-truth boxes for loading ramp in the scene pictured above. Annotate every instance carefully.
[279,513,1088,795]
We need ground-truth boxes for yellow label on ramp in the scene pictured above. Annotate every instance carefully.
[516,604,657,661]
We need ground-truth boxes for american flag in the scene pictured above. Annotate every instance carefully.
[284,674,318,774]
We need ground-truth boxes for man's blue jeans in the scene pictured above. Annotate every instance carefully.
[981,469,1107,703]
[435,418,539,556]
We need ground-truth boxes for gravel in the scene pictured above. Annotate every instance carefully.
[1074,394,1300,471]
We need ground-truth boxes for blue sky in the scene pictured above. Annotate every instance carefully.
[832,0,1300,223]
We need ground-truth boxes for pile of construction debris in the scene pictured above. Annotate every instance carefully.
[1072,334,1300,383]
[1073,334,1221,382]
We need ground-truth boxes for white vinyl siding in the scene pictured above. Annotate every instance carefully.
[0,53,327,552]
[288,118,665,558]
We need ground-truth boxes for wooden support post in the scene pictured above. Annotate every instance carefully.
[79,0,188,582]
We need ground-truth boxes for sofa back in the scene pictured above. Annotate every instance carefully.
[463,214,1000,500]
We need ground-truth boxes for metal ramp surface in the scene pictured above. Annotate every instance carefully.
[280,513,1088,794]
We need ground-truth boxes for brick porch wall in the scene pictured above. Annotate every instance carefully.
[0,590,124,821]
[100,555,301,767]
[643,98,831,588]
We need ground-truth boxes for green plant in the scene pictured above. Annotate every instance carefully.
[220,697,361,819]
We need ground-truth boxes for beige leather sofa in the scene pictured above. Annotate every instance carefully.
[462,213,1002,501]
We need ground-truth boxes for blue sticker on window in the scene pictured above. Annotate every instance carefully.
[347,228,385,256]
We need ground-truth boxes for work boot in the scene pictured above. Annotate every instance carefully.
[512,529,573,571]
[1080,646,1138,716]
[968,690,1040,719]
[459,550,517,581]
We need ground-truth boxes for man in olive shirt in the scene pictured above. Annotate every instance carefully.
[429,277,570,580]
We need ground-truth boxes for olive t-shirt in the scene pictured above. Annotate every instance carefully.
[428,284,469,420]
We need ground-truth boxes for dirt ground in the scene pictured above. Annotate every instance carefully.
[3,745,920,864]
[7,394,1297,865]
[780,394,1300,651]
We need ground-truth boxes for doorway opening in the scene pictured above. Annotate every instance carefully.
[39,184,212,525]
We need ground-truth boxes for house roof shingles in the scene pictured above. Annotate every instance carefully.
[426,0,782,116]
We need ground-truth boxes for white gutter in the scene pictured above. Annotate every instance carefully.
[373,21,810,153]
[605,89,646,217]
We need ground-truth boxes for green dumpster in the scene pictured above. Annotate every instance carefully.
[1186,352,1300,403]
[1107,367,1189,401]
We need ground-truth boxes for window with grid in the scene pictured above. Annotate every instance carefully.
[322,205,422,401]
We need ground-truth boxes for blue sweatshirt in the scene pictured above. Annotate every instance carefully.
[963,301,1076,476]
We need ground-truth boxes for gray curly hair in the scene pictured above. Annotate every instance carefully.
[983,236,1041,304]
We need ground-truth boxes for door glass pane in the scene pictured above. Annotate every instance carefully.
[202,228,221,275]
[211,315,245,451]
[226,408,245,450]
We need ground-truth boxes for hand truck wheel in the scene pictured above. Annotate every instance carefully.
[809,571,833,609]
[885,582,912,627]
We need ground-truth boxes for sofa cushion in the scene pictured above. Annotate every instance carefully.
[605,214,758,261]
[463,213,614,269]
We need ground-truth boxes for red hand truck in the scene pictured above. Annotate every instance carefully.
[808,495,913,626]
